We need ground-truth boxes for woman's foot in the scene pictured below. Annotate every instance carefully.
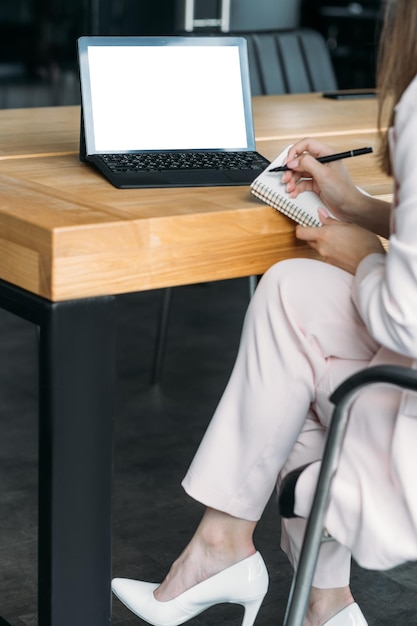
[154,508,257,601]
[304,586,355,626]
[112,551,269,626]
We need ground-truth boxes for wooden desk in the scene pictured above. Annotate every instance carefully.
[253,92,380,141]
[0,93,391,626]
[0,96,390,302]
[0,153,318,301]
[0,93,379,158]
[0,106,79,159]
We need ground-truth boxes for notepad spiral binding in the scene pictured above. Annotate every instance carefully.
[250,179,321,228]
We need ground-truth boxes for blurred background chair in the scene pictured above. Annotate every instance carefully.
[239,28,337,96]
[278,364,417,626]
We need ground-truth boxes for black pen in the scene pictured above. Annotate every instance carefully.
[268,146,373,172]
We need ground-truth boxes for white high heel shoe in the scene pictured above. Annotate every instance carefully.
[112,551,268,626]
[324,602,368,625]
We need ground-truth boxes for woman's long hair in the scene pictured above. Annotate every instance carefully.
[377,0,417,175]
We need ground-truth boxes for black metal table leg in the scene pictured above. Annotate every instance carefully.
[0,280,116,626]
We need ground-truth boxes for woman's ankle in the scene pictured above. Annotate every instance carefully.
[154,510,256,602]
[196,508,257,562]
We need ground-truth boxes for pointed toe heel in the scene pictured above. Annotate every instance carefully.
[324,602,368,625]
[112,551,268,626]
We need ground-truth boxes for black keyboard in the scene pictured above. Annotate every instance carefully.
[99,151,267,173]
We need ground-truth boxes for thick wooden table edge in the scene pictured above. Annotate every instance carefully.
[0,95,391,302]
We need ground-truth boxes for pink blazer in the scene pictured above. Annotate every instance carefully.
[334,75,417,568]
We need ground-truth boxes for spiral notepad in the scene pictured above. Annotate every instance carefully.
[250,146,330,227]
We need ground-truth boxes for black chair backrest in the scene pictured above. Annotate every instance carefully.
[235,28,337,96]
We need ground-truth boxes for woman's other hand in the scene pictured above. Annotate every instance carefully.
[296,210,386,274]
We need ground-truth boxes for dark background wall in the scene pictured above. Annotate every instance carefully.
[300,0,383,91]
[0,0,383,108]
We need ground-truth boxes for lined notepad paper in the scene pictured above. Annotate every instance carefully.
[250,146,329,227]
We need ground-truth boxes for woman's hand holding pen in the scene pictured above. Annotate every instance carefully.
[281,138,367,222]
[281,138,386,274]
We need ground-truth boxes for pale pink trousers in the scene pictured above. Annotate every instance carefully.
[182,258,411,588]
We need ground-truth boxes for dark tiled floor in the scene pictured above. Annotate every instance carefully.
[0,279,416,625]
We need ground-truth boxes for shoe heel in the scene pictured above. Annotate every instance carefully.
[241,595,265,626]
